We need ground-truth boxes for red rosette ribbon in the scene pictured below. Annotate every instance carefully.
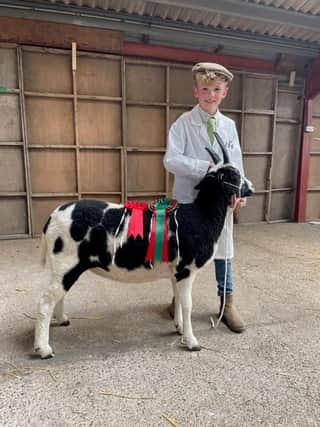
[124,201,148,239]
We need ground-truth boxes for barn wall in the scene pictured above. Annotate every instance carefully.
[0,41,304,237]
[306,94,320,220]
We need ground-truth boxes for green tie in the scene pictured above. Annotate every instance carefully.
[207,117,216,145]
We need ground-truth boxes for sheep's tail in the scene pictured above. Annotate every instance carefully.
[40,233,47,266]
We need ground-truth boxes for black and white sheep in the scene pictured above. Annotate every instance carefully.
[34,160,253,358]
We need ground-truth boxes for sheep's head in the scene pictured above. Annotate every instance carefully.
[195,164,254,207]
[204,143,254,200]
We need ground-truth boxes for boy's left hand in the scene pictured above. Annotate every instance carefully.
[230,195,246,209]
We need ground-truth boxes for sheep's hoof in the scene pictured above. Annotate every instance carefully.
[59,320,70,327]
[175,324,183,336]
[181,336,201,351]
[187,345,201,352]
[34,345,54,359]
[41,352,55,360]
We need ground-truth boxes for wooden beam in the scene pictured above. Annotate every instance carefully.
[123,41,274,73]
[0,16,122,53]
[306,57,320,99]
[295,99,312,222]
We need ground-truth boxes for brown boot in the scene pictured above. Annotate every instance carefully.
[219,295,245,333]
[169,297,175,319]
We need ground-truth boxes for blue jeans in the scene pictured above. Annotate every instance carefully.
[215,259,233,296]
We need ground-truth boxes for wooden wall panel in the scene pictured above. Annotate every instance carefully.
[306,193,320,220]
[0,43,306,236]
[0,148,25,192]
[243,157,269,192]
[0,95,21,141]
[127,152,165,193]
[127,64,165,102]
[29,150,76,193]
[245,77,274,110]
[270,191,294,221]
[0,48,18,89]
[127,106,166,147]
[80,151,121,192]
[226,113,241,137]
[277,92,301,120]
[78,101,121,146]
[85,195,121,204]
[222,74,242,110]
[303,95,319,220]
[0,17,122,54]
[26,98,74,145]
[243,115,273,152]
[170,67,194,105]
[23,51,72,93]
[77,57,121,97]
[237,194,267,223]
[272,124,300,189]
[312,94,320,114]
[0,199,27,235]
[32,198,74,235]
[169,108,189,127]
[311,116,320,147]
[308,156,320,188]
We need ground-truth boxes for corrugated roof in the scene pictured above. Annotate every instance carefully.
[1,0,319,62]
[44,0,320,45]
[250,0,320,15]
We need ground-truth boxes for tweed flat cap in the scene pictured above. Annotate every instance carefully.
[192,62,234,82]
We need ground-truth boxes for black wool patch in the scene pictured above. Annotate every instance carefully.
[63,229,112,292]
[175,268,190,282]
[53,237,64,254]
[59,202,75,211]
[168,215,178,262]
[63,263,88,292]
[114,210,152,271]
[70,199,108,242]
[43,216,51,234]
[88,225,112,269]
[101,208,125,235]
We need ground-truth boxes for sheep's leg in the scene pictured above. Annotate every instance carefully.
[178,273,201,351]
[34,279,66,359]
[171,278,183,335]
[53,297,70,326]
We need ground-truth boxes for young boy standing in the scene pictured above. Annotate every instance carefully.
[164,62,246,333]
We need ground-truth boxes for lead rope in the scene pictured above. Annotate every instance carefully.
[173,210,180,265]
[112,208,127,265]
[210,214,230,329]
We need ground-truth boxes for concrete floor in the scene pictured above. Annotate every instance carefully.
[0,223,320,427]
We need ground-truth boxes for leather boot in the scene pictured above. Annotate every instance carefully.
[169,297,175,319]
[219,295,245,333]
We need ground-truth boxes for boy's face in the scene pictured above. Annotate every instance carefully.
[193,79,228,115]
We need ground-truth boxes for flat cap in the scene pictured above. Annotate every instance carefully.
[192,62,234,82]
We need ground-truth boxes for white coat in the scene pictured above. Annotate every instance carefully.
[163,104,245,259]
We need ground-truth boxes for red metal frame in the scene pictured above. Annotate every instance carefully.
[295,99,313,222]
[307,57,320,100]
[123,41,275,73]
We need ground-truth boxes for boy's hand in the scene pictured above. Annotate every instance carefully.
[230,195,246,209]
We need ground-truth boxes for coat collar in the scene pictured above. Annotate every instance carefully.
[190,104,224,129]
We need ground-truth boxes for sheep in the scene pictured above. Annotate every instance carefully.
[34,158,253,359]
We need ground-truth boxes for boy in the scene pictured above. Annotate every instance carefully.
[163,62,246,333]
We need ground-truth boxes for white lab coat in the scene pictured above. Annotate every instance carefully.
[163,104,244,259]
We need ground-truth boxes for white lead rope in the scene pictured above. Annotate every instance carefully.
[210,214,230,329]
